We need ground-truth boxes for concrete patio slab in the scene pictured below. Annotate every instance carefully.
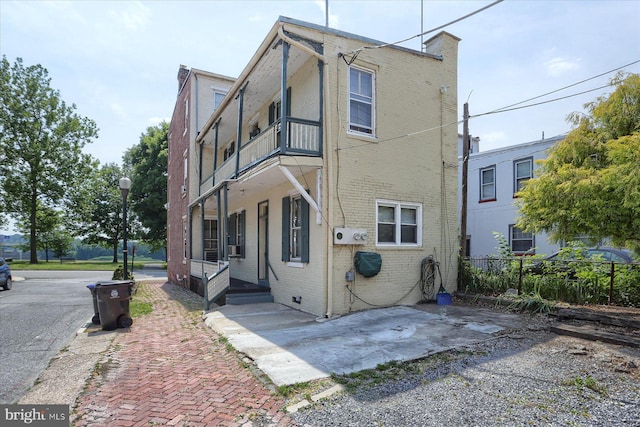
[203,302,524,386]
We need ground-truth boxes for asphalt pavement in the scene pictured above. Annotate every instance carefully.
[0,267,166,404]
[0,270,114,404]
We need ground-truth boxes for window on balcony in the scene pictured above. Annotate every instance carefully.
[268,87,291,125]
[376,200,422,246]
[349,66,375,135]
[282,194,309,263]
[514,157,533,194]
[480,165,496,201]
[223,141,235,161]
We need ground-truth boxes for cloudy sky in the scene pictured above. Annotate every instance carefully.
[1,0,639,165]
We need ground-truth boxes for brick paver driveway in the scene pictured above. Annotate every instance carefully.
[73,280,293,426]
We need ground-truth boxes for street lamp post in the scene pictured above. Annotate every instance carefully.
[119,177,132,280]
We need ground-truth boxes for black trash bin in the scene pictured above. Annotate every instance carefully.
[95,280,134,331]
[86,283,101,325]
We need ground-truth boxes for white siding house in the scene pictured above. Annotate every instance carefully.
[459,135,565,258]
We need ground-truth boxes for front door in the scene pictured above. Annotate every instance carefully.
[258,201,269,286]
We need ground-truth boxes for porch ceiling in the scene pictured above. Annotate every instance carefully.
[202,40,313,147]
[202,155,322,211]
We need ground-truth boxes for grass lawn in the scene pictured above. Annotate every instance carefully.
[9,260,166,271]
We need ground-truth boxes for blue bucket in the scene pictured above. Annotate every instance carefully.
[436,292,452,305]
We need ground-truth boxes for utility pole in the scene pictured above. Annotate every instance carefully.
[458,102,470,291]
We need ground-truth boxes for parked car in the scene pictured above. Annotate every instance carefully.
[545,247,636,264]
[528,247,637,275]
[0,257,12,290]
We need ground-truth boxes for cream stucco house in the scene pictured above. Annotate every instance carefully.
[167,16,460,317]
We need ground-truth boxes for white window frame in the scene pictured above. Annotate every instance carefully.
[290,195,302,260]
[183,99,189,136]
[514,157,533,194]
[213,90,226,111]
[182,217,188,262]
[510,225,534,255]
[375,200,422,247]
[348,65,375,136]
[480,165,496,201]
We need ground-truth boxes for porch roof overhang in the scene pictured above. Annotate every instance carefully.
[189,155,322,210]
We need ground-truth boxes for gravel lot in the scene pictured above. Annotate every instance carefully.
[290,312,640,427]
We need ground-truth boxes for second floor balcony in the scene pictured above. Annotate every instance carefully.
[209,117,321,191]
[196,22,325,196]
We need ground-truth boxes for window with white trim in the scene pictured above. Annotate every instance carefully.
[348,66,374,135]
[510,225,534,254]
[227,211,245,258]
[376,200,422,246]
[282,194,309,262]
[290,196,302,259]
[182,218,188,260]
[213,90,226,111]
[183,99,188,135]
[480,166,496,201]
[514,157,533,194]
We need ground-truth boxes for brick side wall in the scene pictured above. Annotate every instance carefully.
[167,77,191,287]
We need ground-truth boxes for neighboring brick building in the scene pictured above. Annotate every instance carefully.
[167,66,235,287]
[168,16,460,317]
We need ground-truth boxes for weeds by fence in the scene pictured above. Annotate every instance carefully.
[462,257,640,307]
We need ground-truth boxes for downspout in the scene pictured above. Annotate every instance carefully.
[278,23,332,317]
[322,43,334,318]
[235,83,248,178]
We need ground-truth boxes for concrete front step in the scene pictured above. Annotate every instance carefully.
[226,292,274,305]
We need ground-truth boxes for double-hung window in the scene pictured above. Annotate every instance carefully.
[480,166,496,202]
[282,195,309,263]
[376,200,422,246]
[227,211,245,258]
[510,225,534,254]
[349,66,374,135]
[514,157,533,194]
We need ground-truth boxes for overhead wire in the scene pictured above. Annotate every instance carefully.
[335,60,639,152]
[346,0,504,55]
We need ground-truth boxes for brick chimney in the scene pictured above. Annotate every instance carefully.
[177,65,189,91]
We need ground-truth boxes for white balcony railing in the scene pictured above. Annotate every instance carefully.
[207,118,320,189]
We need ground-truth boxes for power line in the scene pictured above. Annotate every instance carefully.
[336,62,638,151]
[347,0,504,55]
[471,83,613,119]
[487,59,640,114]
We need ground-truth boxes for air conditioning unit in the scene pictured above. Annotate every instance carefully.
[228,245,242,257]
[334,228,368,245]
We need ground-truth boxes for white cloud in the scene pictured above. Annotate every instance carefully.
[109,1,150,32]
[110,103,126,118]
[544,57,580,77]
[314,0,339,27]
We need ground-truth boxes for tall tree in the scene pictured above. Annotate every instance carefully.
[517,73,640,253]
[74,163,128,263]
[124,122,168,254]
[0,56,98,263]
